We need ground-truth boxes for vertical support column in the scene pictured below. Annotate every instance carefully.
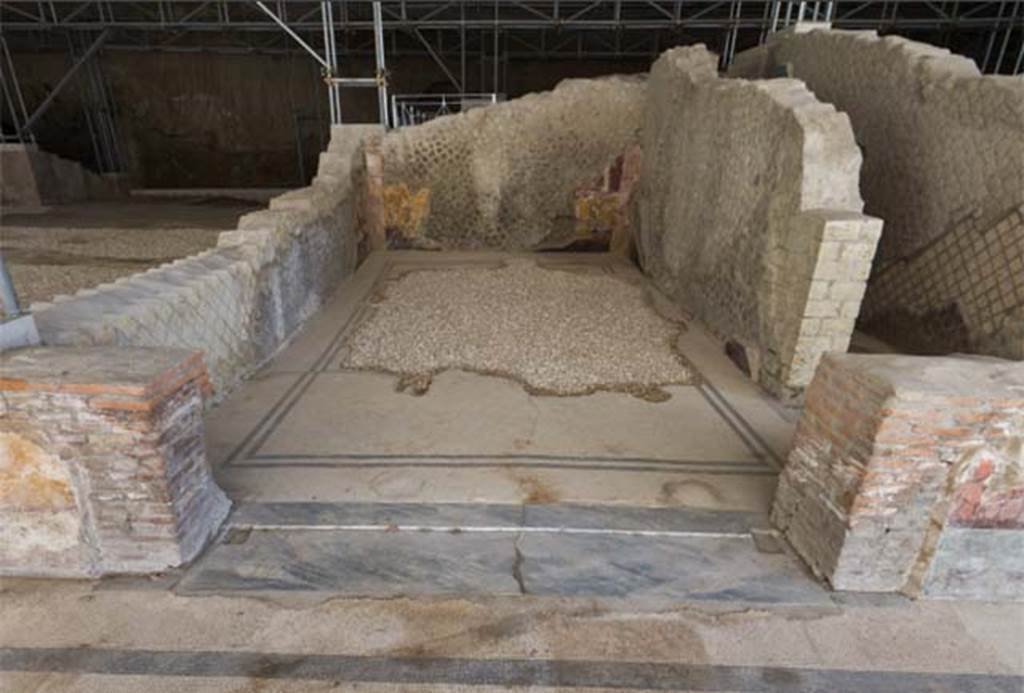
[321,1,337,125]
[460,2,467,93]
[769,0,782,34]
[372,1,389,129]
[492,0,499,94]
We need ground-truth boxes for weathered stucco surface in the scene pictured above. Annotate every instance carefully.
[634,45,881,399]
[773,353,1024,597]
[0,431,84,571]
[730,28,1024,359]
[375,76,646,250]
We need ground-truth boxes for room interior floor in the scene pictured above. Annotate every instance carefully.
[191,251,820,601]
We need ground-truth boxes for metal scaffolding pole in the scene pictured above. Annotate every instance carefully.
[992,1,1018,74]
[372,1,390,128]
[321,1,338,124]
[18,28,109,138]
[251,0,330,69]
[0,35,35,144]
[325,1,341,124]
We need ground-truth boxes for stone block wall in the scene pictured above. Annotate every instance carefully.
[29,125,377,399]
[0,347,230,577]
[0,143,126,207]
[372,76,646,250]
[730,28,1024,358]
[634,45,882,400]
[773,353,1024,597]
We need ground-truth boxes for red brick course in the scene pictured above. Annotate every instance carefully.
[772,353,1024,595]
[0,347,230,577]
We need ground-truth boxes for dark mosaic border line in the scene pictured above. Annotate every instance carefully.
[1,647,1018,692]
[224,255,781,472]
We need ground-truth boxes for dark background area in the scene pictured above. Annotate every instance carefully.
[4,1,1020,188]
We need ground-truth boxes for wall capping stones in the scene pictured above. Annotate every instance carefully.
[636,44,882,401]
[0,346,230,577]
[773,353,1024,598]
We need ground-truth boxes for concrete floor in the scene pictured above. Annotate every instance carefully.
[0,197,260,310]
[2,251,1021,691]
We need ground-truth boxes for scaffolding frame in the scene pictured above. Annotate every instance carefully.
[2,2,1021,145]
[2,2,1021,75]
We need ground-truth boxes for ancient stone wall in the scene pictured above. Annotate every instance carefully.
[634,45,881,400]
[773,353,1024,598]
[0,143,125,207]
[374,76,646,250]
[29,126,378,399]
[730,28,1024,358]
[0,347,229,577]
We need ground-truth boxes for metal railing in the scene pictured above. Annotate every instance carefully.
[390,93,501,128]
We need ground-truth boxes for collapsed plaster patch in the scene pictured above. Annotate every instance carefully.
[0,431,82,557]
[0,432,76,511]
[338,259,694,397]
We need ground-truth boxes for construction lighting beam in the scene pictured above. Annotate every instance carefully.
[18,28,109,138]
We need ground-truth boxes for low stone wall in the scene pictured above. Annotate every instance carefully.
[372,77,646,250]
[773,353,1024,598]
[634,45,882,400]
[29,125,378,398]
[0,143,126,207]
[0,347,230,577]
[730,27,1024,358]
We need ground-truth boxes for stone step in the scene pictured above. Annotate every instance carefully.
[227,501,769,535]
[176,501,829,604]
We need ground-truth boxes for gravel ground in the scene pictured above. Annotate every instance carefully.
[1,226,222,311]
[340,259,694,395]
[0,198,258,315]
